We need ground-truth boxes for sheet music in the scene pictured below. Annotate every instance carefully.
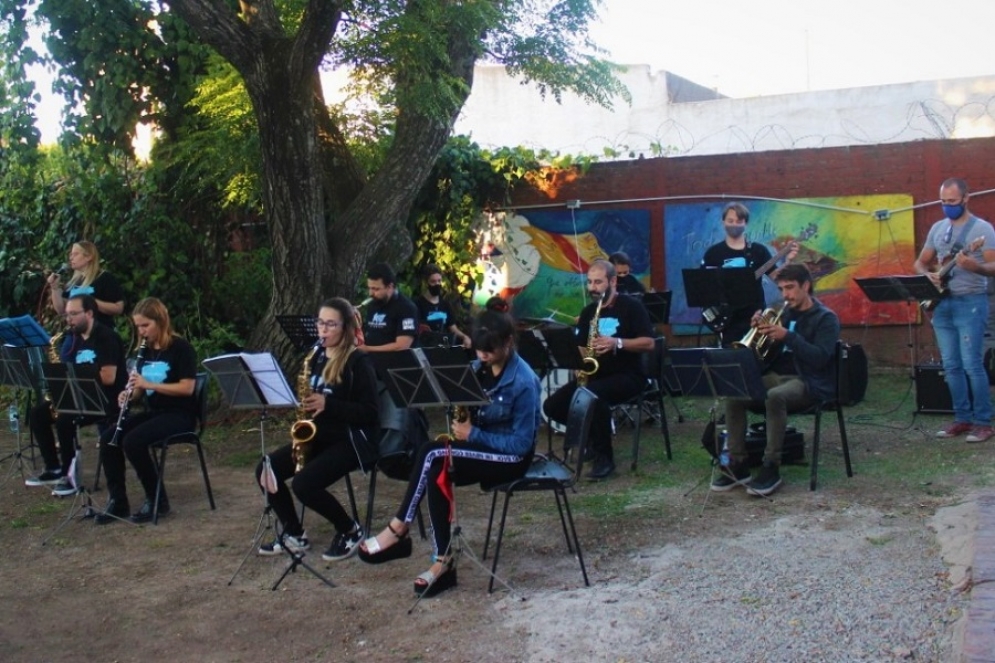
[203,352,296,406]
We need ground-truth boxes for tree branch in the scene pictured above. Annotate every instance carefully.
[169,0,258,73]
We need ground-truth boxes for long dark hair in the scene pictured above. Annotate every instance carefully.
[471,309,515,352]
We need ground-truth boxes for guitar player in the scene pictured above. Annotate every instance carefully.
[914,178,995,443]
[700,202,799,346]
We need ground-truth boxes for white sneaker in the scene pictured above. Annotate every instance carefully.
[258,532,310,556]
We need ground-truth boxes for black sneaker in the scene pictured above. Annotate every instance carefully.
[95,498,131,525]
[746,463,783,497]
[586,457,616,480]
[322,523,364,561]
[25,469,63,487]
[51,478,79,497]
[258,532,310,557]
[710,464,752,492]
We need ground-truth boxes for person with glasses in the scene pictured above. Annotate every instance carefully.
[914,178,995,443]
[414,264,471,348]
[25,294,127,496]
[253,298,381,560]
[95,297,199,524]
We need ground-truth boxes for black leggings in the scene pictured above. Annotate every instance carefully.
[99,410,196,505]
[254,438,361,538]
[395,440,530,557]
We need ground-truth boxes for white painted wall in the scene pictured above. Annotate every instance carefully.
[455,64,995,157]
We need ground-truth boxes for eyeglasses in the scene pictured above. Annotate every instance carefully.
[65,310,86,318]
[315,319,342,330]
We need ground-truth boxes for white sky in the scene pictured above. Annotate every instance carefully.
[29,0,995,142]
[588,0,995,97]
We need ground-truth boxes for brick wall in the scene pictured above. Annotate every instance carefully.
[508,137,995,366]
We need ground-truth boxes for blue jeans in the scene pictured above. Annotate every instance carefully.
[931,293,993,425]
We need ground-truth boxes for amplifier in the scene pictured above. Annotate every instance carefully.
[915,364,953,414]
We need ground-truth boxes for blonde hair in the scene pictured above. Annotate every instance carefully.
[132,297,178,350]
[69,241,102,287]
[319,298,359,386]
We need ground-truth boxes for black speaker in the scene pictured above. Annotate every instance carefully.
[915,364,953,414]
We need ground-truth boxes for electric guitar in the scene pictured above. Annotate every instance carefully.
[920,236,986,311]
[702,223,818,332]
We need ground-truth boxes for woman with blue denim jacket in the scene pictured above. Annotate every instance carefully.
[359,305,541,597]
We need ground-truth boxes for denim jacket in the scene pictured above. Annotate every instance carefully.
[468,351,542,455]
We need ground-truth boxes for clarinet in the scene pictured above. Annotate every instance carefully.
[107,339,148,447]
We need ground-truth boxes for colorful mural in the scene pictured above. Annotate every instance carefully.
[476,209,651,323]
[664,195,917,333]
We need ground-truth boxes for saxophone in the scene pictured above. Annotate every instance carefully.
[435,406,470,444]
[576,293,604,387]
[733,304,787,362]
[45,328,66,420]
[290,342,321,472]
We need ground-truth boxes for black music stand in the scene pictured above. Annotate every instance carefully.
[668,347,768,507]
[535,326,585,449]
[0,346,38,486]
[41,363,111,543]
[275,315,319,352]
[682,268,756,339]
[642,291,673,326]
[205,352,323,589]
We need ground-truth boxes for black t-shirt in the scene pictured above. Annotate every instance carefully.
[615,274,646,296]
[64,321,127,414]
[364,293,419,348]
[415,295,455,333]
[701,241,774,341]
[574,293,653,378]
[64,270,125,331]
[138,336,198,415]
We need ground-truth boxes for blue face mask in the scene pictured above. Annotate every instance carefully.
[942,203,966,220]
[725,225,746,239]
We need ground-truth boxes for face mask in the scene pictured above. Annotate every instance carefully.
[726,225,746,239]
[942,204,966,221]
[427,284,443,297]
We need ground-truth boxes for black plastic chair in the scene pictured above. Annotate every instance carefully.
[151,372,216,524]
[480,387,596,592]
[748,340,854,491]
[613,336,673,470]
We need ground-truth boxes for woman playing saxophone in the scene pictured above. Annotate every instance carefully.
[254,298,380,561]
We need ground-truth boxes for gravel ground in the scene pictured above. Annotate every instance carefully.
[496,502,967,663]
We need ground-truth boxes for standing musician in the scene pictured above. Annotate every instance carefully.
[360,262,419,353]
[701,203,797,346]
[914,178,995,443]
[47,241,125,335]
[24,294,126,497]
[95,297,198,525]
[712,264,839,497]
[254,298,380,560]
[542,259,655,480]
[358,308,541,598]
[415,264,472,348]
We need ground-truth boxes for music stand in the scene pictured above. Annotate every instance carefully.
[0,346,38,486]
[41,363,110,544]
[855,275,938,372]
[275,315,319,352]
[642,291,673,326]
[682,268,757,339]
[668,347,768,507]
[204,352,327,589]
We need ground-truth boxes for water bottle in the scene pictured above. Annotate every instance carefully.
[8,403,19,434]
[718,428,730,467]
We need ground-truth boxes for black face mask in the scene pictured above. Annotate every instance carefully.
[428,284,443,297]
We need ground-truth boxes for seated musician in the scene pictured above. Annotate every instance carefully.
[96,297,199,524]
[255,298,380,560]
[25,294,126,496]
[415,264,471,348]
[711,264,840,496]
[542,259,655,480]
[358,308,541,598]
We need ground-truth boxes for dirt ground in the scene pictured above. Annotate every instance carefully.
[0,390,989,663]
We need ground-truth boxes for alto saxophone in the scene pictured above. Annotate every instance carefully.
[733,303,787,362]
[435,406,470,444]
[576,293,604,387]
[45,328,66,420]
[290,342,322,472]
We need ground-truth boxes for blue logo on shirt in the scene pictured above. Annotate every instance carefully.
[142,361,170,395]
[75,349,96,364]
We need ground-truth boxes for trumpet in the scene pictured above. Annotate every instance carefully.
[733,304,786,362]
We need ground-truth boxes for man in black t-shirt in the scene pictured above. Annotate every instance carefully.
[415,264,471,348]
[361,263,419,352]
[542,260,655,480]
[25,294,126,496]
[700,202,795,345]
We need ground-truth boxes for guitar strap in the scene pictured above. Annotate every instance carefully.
[949,216,977,257]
